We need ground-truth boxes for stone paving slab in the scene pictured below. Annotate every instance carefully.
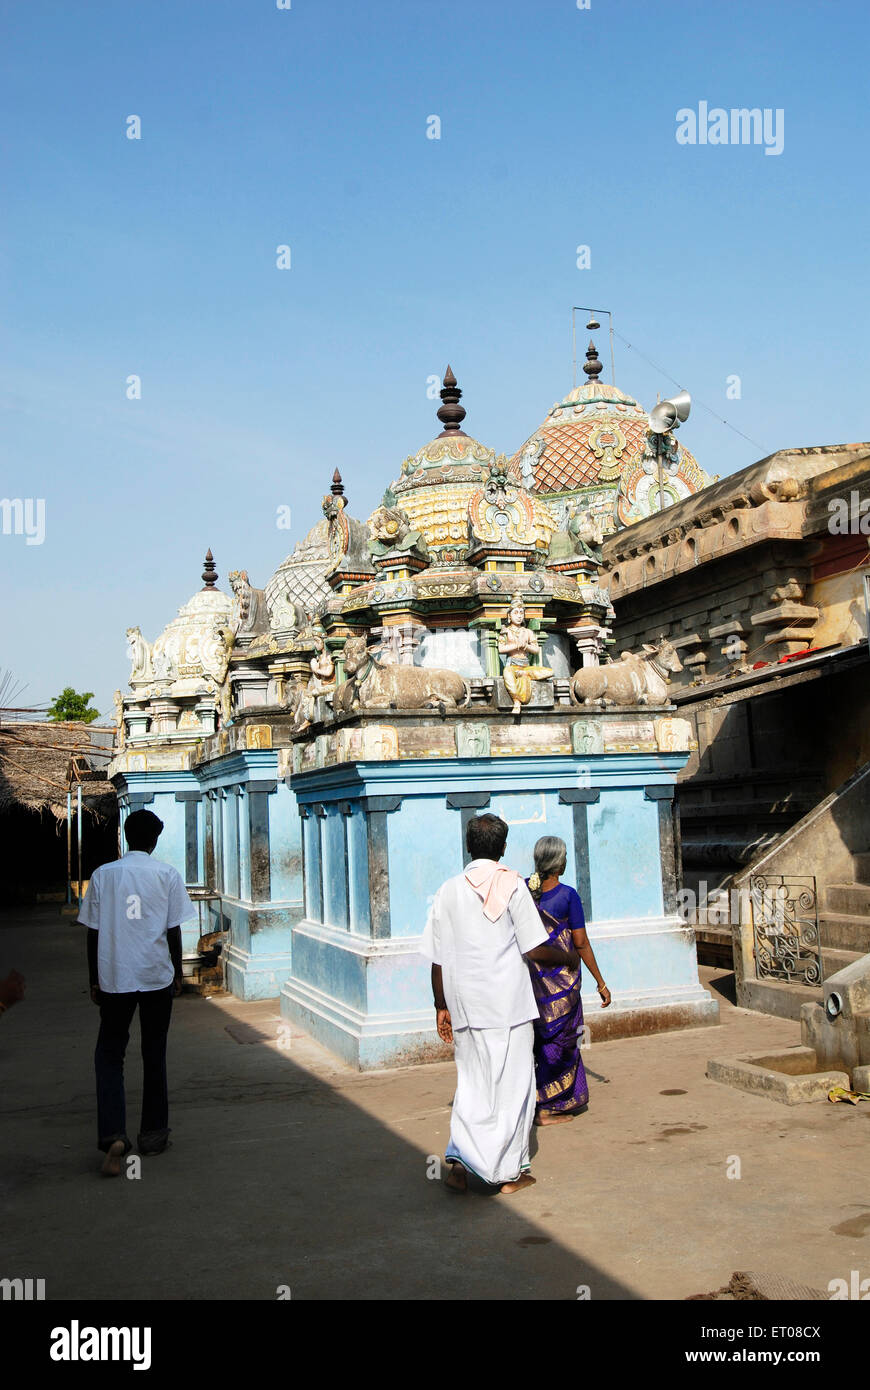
[1,908,868,1300]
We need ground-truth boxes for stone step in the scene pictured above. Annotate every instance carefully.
[819,912,870,953]
[823,883,870,916]
[822,946,862,978]
[742,976,821,1022]
[853,852,870,884]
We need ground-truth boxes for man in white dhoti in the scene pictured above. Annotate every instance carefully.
[421,813,579,1195]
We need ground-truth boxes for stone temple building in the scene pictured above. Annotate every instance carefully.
[599,440,870,1022]
[109,359,717,1067]
[107,345,870,1057]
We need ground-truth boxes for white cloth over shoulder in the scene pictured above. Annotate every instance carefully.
[420,859,548,1029]
[78,851,195,993]
[446,1022,537,1185]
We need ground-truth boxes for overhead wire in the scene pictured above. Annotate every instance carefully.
[611,329,768,454]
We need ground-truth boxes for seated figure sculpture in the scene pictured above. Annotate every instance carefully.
[498,602,554,715]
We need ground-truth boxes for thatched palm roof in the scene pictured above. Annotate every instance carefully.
[0,720,117,821]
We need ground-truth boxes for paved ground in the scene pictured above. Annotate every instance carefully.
[2,907,868,1300]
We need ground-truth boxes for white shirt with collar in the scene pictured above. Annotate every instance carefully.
[78,851,195,994]
[420,859,548,1030]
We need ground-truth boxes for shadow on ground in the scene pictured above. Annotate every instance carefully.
[0,908,633,1301]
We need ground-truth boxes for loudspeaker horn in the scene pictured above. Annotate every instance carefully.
[647,390,691,434]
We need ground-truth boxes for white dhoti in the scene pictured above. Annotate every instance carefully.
[446,1021,536,1185]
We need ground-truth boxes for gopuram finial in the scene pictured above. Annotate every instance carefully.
[436,364,467,437]
[331,469,345,498]
[202,548,218,589]
[583,339,603,385]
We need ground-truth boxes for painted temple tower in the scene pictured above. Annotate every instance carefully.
[513,339,714,536]
[109,364,718,1068]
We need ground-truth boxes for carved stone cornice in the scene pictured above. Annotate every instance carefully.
[604,445,869,582]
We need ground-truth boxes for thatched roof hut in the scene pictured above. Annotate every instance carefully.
[0,720,117,821]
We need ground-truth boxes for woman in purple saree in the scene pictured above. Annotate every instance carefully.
[526,836,611,1126]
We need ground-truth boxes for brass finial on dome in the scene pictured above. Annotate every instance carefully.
[583,339,603,385]
[436,364,468,436]
[201,548,218,589]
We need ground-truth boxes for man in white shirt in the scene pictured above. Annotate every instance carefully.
[421,813,579,1195]
[78,809,194,1176]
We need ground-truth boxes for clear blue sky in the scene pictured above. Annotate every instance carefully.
[2,0,868,717]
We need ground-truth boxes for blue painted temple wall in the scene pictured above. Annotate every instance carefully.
[115,747,715,1067]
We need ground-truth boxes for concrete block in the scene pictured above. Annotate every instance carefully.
[707,1047,849,1105]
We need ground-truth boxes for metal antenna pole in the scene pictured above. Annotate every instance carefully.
[572,307,615,383]
[657,435,665,512]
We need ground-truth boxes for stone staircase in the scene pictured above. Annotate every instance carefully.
[698,860,870,1019]
[697,759,870,1021]
[813,865,870,1001]
[820,864,870,967]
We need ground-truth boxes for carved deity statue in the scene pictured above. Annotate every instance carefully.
[367,494,429,561]
[200,624,235,725]
[497,602,554,715]
[549,503,605,567]
[566,503,604,562]
[293,637,336,733]
[229,570,268,637]
[126,626,153,683]
[151,647,175,683]
[518,440,540,486]
[482,457,512,510]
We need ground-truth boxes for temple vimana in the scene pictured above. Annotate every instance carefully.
[108,339,870,1067]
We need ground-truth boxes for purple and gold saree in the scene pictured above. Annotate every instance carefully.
[526,882,589,1116]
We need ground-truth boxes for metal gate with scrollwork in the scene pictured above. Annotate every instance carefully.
[749,874,822,986]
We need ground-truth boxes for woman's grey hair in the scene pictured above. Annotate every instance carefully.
[533,835,568,880]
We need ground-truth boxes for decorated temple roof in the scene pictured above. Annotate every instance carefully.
[264,515,334,627]
[130,550,234,697]
[510,340,713,533]
[119,350,719,721]
[386,367,556,565]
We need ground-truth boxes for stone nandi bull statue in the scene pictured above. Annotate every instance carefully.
[572,638,682,708]
[334,635,470,714]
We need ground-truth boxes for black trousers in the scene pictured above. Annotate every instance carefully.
[94,986,173,1153]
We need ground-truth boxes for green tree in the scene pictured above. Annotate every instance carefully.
[47,687,100,723]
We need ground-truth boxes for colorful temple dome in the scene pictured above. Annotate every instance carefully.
[387,367,556,565]
[142,551,234,694]
[511,340,714,535]
[264,513,333,630]
[264,471,373,629]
